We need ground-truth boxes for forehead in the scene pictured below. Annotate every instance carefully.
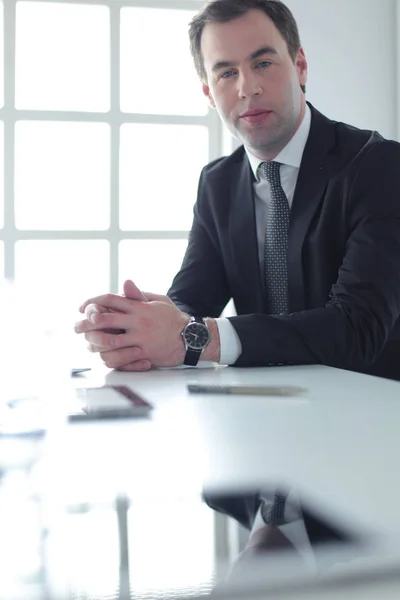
[201,9,288,70]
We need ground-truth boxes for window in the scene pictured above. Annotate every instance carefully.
[0,1,226,596]
[0,0,223,317]
[45,497,216,598]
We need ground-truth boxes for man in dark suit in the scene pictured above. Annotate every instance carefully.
[75,0,400,557]
[76,0,400,381]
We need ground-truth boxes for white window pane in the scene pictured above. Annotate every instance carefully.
[15,2,110,111]
[120,8,206,116]
[0,2,3,108]
[49,510,119,598]
[0,121,3,228]
[48,500,214,599]
[120,124,208,231]
[15,241,109,317]
[119,240,188,295]
[0,242,3,280]
[129,500,214,595]
[15,122,110,230]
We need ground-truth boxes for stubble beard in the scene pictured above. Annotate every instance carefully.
[237,115,295,158]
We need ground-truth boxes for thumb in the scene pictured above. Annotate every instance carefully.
[123,279,148,302]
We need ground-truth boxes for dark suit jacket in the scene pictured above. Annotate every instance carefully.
[168,103,400,381]
[202,490,357,547]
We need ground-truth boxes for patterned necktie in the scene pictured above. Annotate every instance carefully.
[260,491,288,526]
[259,161,290,525]
[259,161,289,315]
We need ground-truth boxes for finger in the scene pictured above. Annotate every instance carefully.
[103,328,125,335]
[85,330,136,351]
[142,291,170,302]
[117,360,152,372]
[87,341,115,354]
[87,311,135,330]
[123,279,148,302]
[75,313,134,334]
[84,303,108,320]
[75,318,91,334]
[100,347,143,369]
[84,304,125,334]
[79,293,134,315]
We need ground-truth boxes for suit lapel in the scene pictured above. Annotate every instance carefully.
[288,105,337,312]
[229,154,264,313]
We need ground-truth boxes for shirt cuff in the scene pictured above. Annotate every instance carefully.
[215,318,242,365]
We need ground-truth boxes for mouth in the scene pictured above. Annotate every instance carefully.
[240,109,272,125]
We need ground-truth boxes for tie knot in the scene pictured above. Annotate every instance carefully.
[259,161,281,183]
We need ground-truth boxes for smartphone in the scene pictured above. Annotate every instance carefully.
[68,385,153,422]
[2,386,152,436]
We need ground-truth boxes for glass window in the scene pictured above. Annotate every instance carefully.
[119,124,208,231]
[119,239,188,295]
[120,7,206,116]
[1,1,220,592]
[47,499,214,599]
[15,2,110,111]
[15,122,110,230]
[129,499,214,596]
[50,509,120,598]
[15,240,110,316]
[0,121,3,228]
[0,2,3,108]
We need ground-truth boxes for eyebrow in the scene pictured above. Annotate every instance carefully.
[211,46,278,73]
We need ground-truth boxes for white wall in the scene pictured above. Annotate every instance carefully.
[286,0,399,141]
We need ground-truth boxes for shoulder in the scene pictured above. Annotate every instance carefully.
[200,146,247,182]
[309,104,400,173]
[334,121,399,160]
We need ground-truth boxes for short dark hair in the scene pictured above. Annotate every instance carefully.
[189,0,305,93]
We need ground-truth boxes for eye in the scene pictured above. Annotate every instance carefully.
[256,60,272,69]
[220,69,236,79]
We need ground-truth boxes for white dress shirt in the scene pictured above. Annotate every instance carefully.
[216,105,312,365]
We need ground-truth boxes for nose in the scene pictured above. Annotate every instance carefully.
[237,71,262,99]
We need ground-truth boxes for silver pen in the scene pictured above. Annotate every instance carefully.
[187,383,307,396]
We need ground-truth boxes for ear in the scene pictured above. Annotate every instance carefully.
[296,48,308,89]
[202,82,216,109]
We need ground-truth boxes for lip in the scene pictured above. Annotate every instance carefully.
[240,109,272,124]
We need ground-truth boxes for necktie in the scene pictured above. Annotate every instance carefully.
[259,161,289,315]
[259,161,290,525]
[260,492,287,526]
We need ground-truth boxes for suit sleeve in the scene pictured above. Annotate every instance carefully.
[230,140,400,371]
[167,168,231,317]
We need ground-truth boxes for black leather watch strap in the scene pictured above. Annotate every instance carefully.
[183,316,209,367]
[184,347,202,366]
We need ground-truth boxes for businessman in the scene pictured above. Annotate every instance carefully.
[76,0,400,381]
[75,0,400,559]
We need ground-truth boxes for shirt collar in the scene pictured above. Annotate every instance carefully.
[245,103,312,181]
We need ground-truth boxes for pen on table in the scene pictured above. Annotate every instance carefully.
[187,384,307,396]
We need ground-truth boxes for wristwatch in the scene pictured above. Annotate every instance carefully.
[182,316,210,366]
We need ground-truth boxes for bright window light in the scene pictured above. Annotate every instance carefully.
[0,121,3,229]
[0,2,4,108]
[15,240,110,315]
[120,7,206,116]
[119,239,188,295]
[15,121,110,230]
[120,123,208,231]
[15,2,110,111]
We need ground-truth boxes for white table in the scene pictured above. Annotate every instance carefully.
[3,363,400,599]
[46,363,400,537]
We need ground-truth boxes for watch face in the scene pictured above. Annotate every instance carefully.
[184,322,210,350]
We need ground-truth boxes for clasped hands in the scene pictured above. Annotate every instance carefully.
[74,280,190,371]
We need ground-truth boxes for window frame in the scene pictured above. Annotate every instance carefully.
[0,0,224,293]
